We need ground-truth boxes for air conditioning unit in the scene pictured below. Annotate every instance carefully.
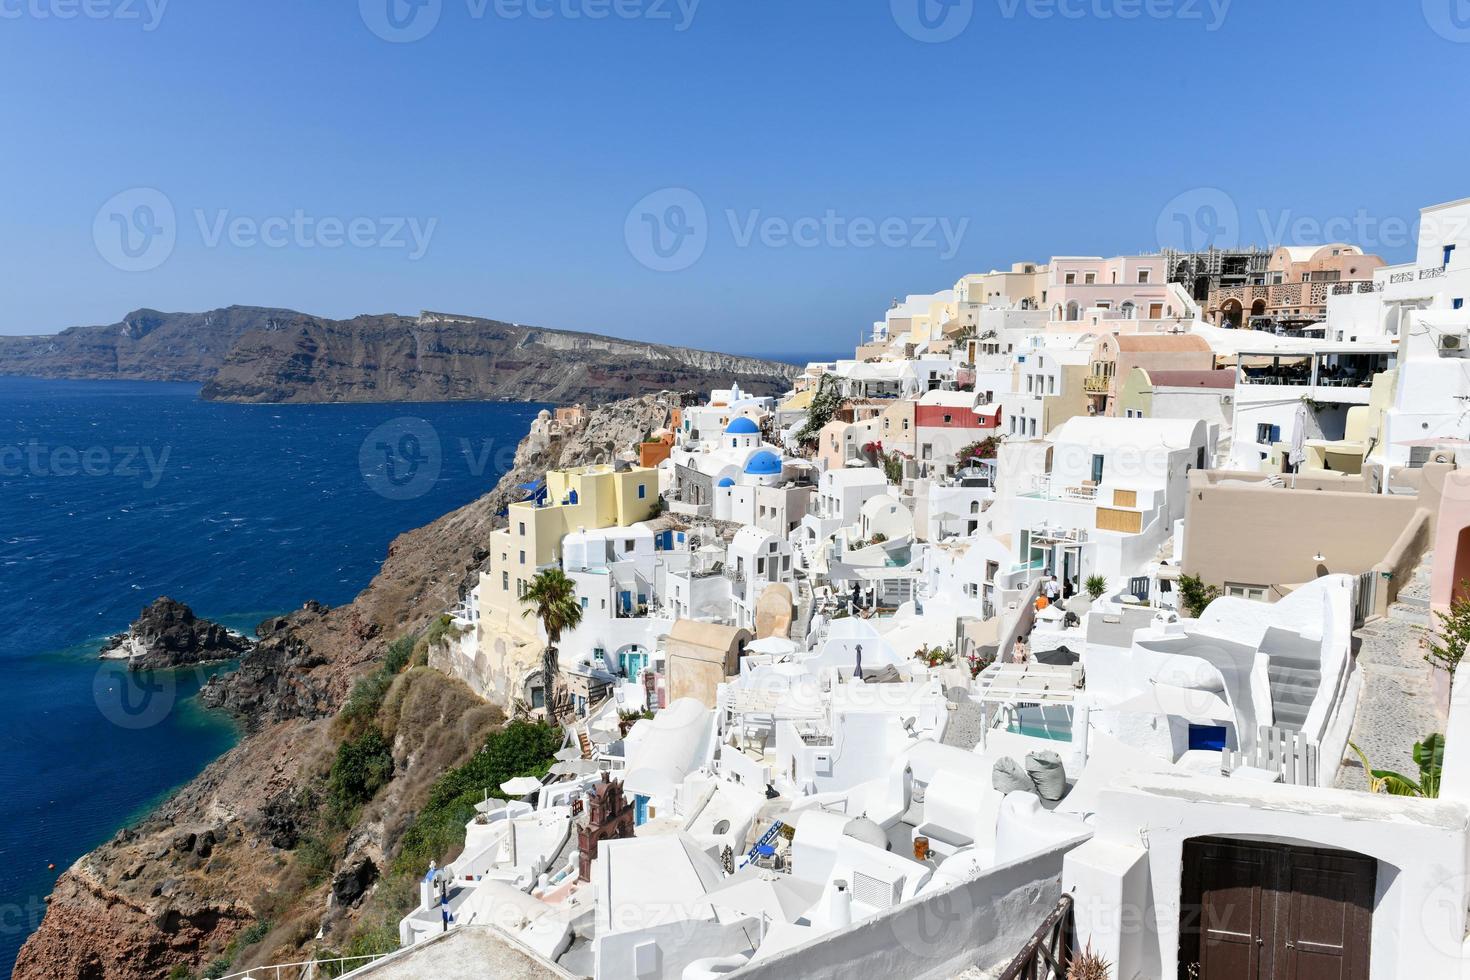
[852,867,904,910]
[1441,334,1463,352]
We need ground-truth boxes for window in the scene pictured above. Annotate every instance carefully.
[1256,423,1281,444]
[623,539,634,553]
[637,483,647,499]
[1065,273,1076,285]
[1047,376,1055,394]
[1138,270,1151,284]
[1084,273,1096,285]
[1029,418,1038,437]
[580,597,588,610]
[1225,583,1270,601]
[519,550,526,564]
[502,571,509,590]
[518,522,526,535]
[1456,299,1465,311]
[1090,454,1104,484]
[1445,244,1457,268]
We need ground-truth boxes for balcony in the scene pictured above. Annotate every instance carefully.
[1082,375,1110,395]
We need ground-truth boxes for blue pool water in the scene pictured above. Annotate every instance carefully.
[0,377,541,974]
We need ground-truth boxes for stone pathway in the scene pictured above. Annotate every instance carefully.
[1335,553,1444,791]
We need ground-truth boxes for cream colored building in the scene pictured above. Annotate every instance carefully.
[481,464,660,637]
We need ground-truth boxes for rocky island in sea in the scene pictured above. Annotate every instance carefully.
[98,597,253,671]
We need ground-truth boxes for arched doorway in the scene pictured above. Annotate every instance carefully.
[1251,298,1267,319]
[1220,299,1244,328]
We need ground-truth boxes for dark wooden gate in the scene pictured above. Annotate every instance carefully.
[1180,837,1375,980]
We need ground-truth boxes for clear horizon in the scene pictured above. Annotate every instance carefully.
[3,1,1468,351]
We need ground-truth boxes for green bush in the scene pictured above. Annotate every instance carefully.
[394,721,560,875]
[329,728,395,816]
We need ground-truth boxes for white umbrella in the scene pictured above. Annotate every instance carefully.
[500,776,543,797]
[699,870,823,925]
[1288,403,1308,469]
[746,636,797,657]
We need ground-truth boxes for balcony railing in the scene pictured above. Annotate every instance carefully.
[1082,375,1110,394]
[998,894,1074,980]
[1422,266,1448,280]
[1389,270,1417,284]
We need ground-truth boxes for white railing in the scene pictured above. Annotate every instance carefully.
[207,952,393,980]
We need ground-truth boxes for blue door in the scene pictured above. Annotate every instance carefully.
[634,794,649,826]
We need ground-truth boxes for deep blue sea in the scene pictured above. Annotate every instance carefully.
[0,377,541,975]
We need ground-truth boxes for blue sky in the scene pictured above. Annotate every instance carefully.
[2,0,1469,355]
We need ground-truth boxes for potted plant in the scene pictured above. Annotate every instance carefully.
[1085,575,1108,601]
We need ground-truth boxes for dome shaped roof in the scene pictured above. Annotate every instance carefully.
[744,450,782,475]
[717,476,736,487]
[725,416,760,435]
[842,816,889,851]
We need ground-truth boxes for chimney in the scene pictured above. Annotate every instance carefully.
[829,880,852,928]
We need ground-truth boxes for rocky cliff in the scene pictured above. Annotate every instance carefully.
[14,393,684,980]
[0,306,799,405]
[0,307,297,382]
[99,598,253,671]
[199,311,796,404]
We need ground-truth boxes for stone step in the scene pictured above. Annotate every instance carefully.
[1388,602,1432,627]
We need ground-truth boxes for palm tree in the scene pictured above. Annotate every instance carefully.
[520,567,583,726]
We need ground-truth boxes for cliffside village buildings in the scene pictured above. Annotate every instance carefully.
[355,195,1470,980]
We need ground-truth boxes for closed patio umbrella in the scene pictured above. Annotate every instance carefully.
[1288,403,1308,470]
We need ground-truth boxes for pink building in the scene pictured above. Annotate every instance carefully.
[1046,255,1180,325]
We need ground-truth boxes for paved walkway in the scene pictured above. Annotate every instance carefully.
[1336,554,1444,791]
[350,926,568,980]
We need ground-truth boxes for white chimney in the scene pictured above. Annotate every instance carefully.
[829,879,852,928]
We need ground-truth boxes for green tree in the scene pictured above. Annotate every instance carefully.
[520,568,583,726]
[1428,582,1470,681]
[1085,575,1108,601]
[1177,573,1220,618]
[795,375,843,447]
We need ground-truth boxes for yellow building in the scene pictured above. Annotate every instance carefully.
[482,464,659,631]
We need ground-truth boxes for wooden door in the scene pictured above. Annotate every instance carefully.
[1180,838,1374,980]
[1182,839,1274,979]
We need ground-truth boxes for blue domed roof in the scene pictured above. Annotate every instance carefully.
[725,417,760,435]
[744,451,782,476]
[717,476,736,487]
